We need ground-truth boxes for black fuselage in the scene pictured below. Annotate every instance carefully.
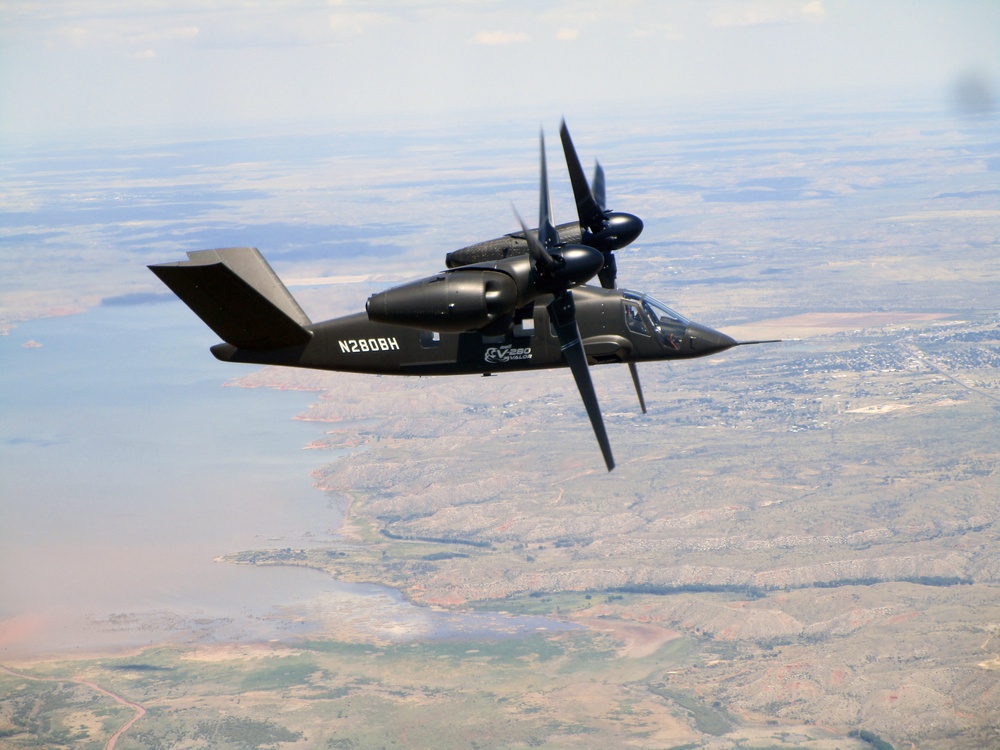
[211,285,736,376]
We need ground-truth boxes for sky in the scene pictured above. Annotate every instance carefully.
[1,0,998,144]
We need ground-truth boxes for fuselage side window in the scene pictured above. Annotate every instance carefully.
[514,316,535,338]
[419,330,441,349]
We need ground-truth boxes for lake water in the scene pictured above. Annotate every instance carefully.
[0,302,570,658]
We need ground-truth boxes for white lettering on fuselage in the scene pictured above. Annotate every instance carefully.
[484,345,532,364]
[338,337,400,353]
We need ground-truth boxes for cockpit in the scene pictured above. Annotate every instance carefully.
[622,292,689,350]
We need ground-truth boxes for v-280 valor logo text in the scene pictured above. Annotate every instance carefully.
[484,345,532,364]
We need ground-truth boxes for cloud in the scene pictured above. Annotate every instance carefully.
[632,22,683,41]
[801,1,826,20]
[133,25,199,44]
[540,3,623,29]
[328,11,399,36]
[470,30,529,46]
[712,1,827,28]
[128,25,198,57]
[16,3,376,51]
[555,27,579,41]
[47,18,199,55]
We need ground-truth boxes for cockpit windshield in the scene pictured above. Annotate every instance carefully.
[642,296,689,327]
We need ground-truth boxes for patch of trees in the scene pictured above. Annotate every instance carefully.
[195,717,302,748]
[609,584,768,599]
[849,728,895,750]
[421,551,470,561]
[380,528,491,548]
[584,576,972,603]
[812,576,972,589]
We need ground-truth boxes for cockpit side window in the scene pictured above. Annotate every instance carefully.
[624,302,649,336]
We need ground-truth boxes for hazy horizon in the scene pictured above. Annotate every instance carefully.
[2,1,996,146]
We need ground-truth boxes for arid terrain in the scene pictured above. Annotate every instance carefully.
[218,305,1000,749]
[3,307,996,749]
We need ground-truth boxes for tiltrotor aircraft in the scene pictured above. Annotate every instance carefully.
[150,122,774,471]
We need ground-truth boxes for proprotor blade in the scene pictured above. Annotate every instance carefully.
[538,130,559,250]
[628,361,647,414]
[513,206,557,273]
[559,120,605,234]
[592,161,606,212]
[598,252,618,290]
[547,290,615,472]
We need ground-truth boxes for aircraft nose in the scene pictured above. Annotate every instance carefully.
[684,322,737,356]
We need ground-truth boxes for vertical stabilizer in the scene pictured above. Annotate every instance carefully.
[149,247,312,350]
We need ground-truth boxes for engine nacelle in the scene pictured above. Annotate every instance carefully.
[366,269,519,332]
[445,237,527,269]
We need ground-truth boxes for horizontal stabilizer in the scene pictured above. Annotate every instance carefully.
[149,247,312,350]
